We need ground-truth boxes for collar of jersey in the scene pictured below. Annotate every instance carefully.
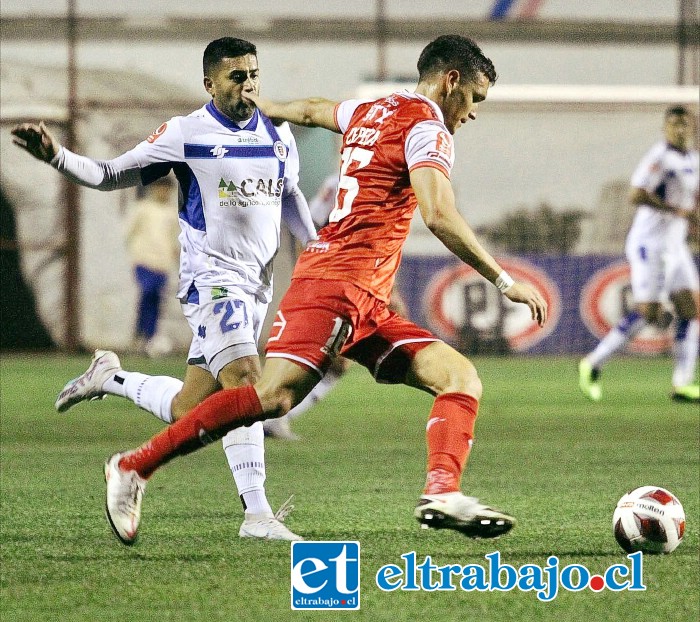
[396,89,445,124]
[206,100,258,132]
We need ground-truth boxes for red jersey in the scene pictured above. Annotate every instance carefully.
[292,91,455,302]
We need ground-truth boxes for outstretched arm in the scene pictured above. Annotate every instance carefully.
[411,166,548,327]
[243,92,340,133]
[12,121,142,190]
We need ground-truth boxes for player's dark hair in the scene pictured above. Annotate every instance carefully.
[417,34,497,85]
[665,105,689,118]
[203,37,257,76]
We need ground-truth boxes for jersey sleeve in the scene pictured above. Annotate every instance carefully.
[277,122,301,190]
[51,117,183,190]
[630,142,665,192]
[405,120,454,179]
[335,99,370,134]
[128,117,185,183]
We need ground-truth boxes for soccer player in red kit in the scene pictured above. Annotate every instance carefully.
[103,34,548,545]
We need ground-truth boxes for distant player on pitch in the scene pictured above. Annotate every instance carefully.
[580,105,699,403]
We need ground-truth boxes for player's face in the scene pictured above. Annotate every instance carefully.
[664,113,694,151]
[442,71,490,135]
[204,54,260,123]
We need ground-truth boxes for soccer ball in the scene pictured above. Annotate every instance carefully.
[613,486,685,554]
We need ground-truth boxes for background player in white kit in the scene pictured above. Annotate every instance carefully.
[579,105,700,402]
[11,37,317,540]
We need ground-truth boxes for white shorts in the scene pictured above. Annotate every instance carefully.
[625,238,699,303]
[181,287,269,381]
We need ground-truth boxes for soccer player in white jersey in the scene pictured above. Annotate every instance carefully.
[11,37,318,540]
[579,105,700,402]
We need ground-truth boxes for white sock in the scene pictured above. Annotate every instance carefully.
[672,318,699,388]
[103,371,182,424]
[588,312,646,369]
[222,422,272,516]
[287,367,343,420]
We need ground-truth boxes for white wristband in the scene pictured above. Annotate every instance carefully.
[495,270,514,293]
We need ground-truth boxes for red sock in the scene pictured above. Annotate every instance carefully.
[424,392,479,494]
[120,384,263,478]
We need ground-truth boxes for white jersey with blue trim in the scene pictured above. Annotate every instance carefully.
[134,103,299,304]
[51,102,301,304]
[628,140,699,248]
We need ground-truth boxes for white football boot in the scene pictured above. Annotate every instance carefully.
[104,452,146,545]
[262,415,300,441]
[55,349,122,413]
[239,495,303,541]
[415,492,515,538]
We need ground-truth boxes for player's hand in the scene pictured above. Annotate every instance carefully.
[242,91,268,112]
[11,121,60,162]
[242,91,285,125]
[504,282,548,327]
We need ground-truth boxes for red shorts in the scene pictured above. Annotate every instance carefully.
[265,278,439,382]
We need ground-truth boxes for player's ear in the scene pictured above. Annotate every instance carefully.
[203,76,214,96]
[445,70,460,96]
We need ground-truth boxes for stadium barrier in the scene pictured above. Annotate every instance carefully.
[397,254,700,355]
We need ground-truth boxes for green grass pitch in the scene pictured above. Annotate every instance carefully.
[1,353,698,621]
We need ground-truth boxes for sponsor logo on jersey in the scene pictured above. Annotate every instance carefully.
[210,145,230,159]
[217,176,284,207]
[211,286,229,300]
[146,122,168,143]
[425,152,451,169]
[434,131,452,157]
[579,260,671,354]
[423,257,560,352]
[273,140,287,161]
[232,136,261,144]
[291,541,360,610]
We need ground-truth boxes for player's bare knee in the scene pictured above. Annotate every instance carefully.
[440,358,482,399]
[410,342,482,399]
[219,364,261,388]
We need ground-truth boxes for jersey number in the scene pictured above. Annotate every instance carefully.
[328,146,374,223]
[213,299,248,333]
